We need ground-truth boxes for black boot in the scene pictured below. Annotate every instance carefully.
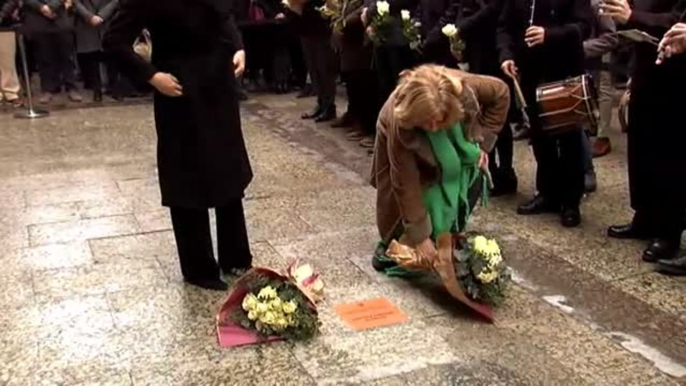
[491,168,518,197]
[315,105,337,123]
[561,206,582,228]
[656,255,686,276]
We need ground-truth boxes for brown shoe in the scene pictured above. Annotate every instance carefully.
[592,137,612,158]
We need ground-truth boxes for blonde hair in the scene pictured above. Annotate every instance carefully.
[392,65,465,130]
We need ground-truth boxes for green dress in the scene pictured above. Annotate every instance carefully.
[376,122,488,276]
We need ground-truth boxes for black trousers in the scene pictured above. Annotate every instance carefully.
[170,201,252,280]
[344,69,379,134]
[374,45,416,103]
[33,31,78,93]
[301,34,337,110]
[77,51,103,92]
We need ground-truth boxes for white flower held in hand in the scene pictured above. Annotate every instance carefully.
[442,23,458,38]
[401,9,411,21]
[376,1,390,16]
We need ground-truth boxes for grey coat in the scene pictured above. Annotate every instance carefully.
[584,0,618,62]
[23,0,74,34]
[74,0,119,53]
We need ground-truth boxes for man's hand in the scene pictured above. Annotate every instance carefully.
[90,15,104,26]
[525,26,545,47]
[149,72,183,97]
[600,0,632,25]
[416,238,438,261]
[501,60,519,79]
[275,12,286,19]
[40,5,56,19]
[658,23,686,63]
[361,7,369,25]
[233,50,246,77]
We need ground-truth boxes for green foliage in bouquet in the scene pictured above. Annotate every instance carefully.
[400,10,422,52]
[455,236,511,307]
[368,1,394,45]
[231,275,320,342]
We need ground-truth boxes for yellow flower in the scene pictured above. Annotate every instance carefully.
[477,269,498,284]
[488,253,502,268]
[247,310,258,321]
[242,293,258,311]
[260,311,277,326]
[255,302,269,314]
[283,300,298,314]
[473,236,488,254]
[269,297,283,312]
[274,316,289,330]
[257,286,278,300]
[484,239,501,256]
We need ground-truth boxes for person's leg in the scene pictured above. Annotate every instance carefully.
[314,34,337,122]
[558,129,586,227]
[79,52,102,101]
[490,120,518,196]
[593,67,614,157]
[580,130,597,193]
[518,133,562,215]
[33,33,59,99]
[169,207,226,289]
[0,32,21,103]
[300,36,322,118]
[216,200,253,274]
[56,31,81,101]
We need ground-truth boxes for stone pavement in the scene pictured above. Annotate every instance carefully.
[0,93,685,385]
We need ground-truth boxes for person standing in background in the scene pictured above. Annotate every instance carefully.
[23,0,83,104]
[603,0,686,263]
[587,0,618,158]
[104,0,252,291]
[74,0,119,102]
[0,0,22,107]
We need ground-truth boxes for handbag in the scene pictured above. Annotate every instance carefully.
[133,29,152,63]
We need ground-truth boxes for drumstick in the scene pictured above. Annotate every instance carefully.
[529,0,536,26]
[508,74,528,109]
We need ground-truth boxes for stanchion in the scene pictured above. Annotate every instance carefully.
[13,30,49,119]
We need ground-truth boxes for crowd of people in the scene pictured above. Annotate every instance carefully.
[1,0,685,289]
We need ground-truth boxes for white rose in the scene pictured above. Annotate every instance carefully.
[376,1,390,16]
[401,9,411,21]
[442,23,458,38]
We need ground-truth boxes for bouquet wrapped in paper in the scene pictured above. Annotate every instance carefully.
[216,261,324,347]
[385,233,510,321]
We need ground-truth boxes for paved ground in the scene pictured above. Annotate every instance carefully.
[1,92,685,386]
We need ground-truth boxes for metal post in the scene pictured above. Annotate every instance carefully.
[14,30,49,119]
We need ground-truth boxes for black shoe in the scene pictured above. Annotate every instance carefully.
[561,206,581,228]
[491,169,518,197]
[302,106,323,120]
[93,90,103,103]
[607,223,653,240]
[656,255,686,276]
[184,277,228,291]
[584,171,597,194]
[517,196,560,215]
[315,107,336,123]
[642,239,680,263]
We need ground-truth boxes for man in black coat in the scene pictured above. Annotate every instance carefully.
[497,0,591,227]
[603,0,686,264]
[23,0,83,103]
[104,0,253,291]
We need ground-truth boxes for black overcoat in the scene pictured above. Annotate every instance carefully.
[104,0,253,208]
[73,0,119,53]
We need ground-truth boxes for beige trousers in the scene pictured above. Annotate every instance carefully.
[0,31,20,101]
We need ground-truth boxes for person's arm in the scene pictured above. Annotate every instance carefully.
[422,0,460,50]
[103,0,157,85]
[0,0,20,21]
[625,0,686,36]
[545,0,592,46]
[98,0,120,20]
[457,0,503,37]
[496,0,515,63]
[465,75,510,152]
[584,7,618,58]
[73,0,96,22]
[46,0,63,11]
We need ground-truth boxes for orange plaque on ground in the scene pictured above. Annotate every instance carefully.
[334,298,408,331]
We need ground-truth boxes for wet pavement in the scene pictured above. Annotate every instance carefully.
[0,92,685,385]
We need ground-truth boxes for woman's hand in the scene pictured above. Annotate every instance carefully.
[416,238,438,261]
[600,0,632,25]
[479,150,489,171]
[149,72,183,97]
[658,23,686,63]
[233,50,246,77]
[525,26,545,47]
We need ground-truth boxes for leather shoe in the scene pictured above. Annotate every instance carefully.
[607,223,652,240]
[561,206,581,228]
[642,239,679,263]
[517,196,560,215]
[584,171,597,194]
[315,107,336,123]
[656,255,686,276]
[301,106,323,120]
[592,137,612,158]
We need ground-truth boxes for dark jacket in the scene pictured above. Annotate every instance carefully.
[334,0,373,71]
[455,0,503,75]
[104,0,252,208]
[284,0,331,36]
[497,0,591,83]
[584,0,618,69]
[23,0,74,33]
[0,0,20,27]
[73,0,119,53]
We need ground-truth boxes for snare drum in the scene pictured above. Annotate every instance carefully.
[536,75,599,135]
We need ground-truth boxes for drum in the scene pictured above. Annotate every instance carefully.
[536,75,599,135]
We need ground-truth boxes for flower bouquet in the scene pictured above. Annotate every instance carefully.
[400,9,422,52]
[367,1,394,46]
[216,261,324,347]
[442,23,466,63]
[385,233,511,321]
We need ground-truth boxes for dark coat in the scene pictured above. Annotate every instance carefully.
[103,0,253,208]
[333,0,373,72]
[284,0,331,36]
[23,0,74,34]
[0,0,20,27]
[73,0,119,53]
[455,0,503,75]
[620,0,686,215]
